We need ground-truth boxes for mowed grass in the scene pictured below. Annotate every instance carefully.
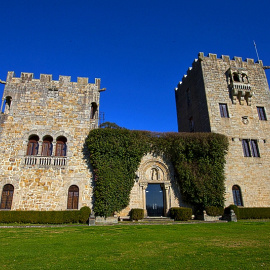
[0,221,269,270]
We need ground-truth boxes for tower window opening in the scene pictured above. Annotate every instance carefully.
[90,102,97,119]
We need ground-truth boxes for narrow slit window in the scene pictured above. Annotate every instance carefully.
[232,185,243,206]
[90,102,97,119]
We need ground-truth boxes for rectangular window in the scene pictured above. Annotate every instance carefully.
[242,139,260,157]
[250,140,260,157]
[242,139,251,157]
[257,107,267,120]
[219,103,229,118]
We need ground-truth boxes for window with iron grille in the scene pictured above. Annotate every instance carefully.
[0,184,14,209]
[219,103,229,118]
[232,185,243,206]
[257,106,267,121]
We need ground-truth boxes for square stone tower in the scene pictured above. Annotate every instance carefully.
[175,53,270,207]
[0,72,105,210]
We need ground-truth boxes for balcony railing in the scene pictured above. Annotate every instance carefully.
[24,155,67,167]
[232,82,251,91]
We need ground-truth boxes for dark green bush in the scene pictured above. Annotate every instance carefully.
[224,205,239,218]
[79,206,91,223]
[170,207,192,221]
[0,207,91,224]
[205,206,224,216]
[130,208,144,221]
[238,208,270,219]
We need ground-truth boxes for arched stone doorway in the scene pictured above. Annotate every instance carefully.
[137,154,174,217]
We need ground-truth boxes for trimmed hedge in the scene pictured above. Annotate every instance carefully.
[238,207,270,219]
[0,206,91,224]
[130,208,144,221]
[205,206,224,216]
[224,205,270,219]
[170,207,192,221]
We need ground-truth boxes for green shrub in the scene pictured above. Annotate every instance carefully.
[79,206,91,223]
[238,208,270,219]
[224,205,239,218]
[170,207,192,221]
[205,206,224,216]
[130,208,144,221]
[0,207,91,224]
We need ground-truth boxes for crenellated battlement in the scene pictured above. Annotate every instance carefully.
[5,71,103,89]
[176,52,266,87]
[198,52,263,66]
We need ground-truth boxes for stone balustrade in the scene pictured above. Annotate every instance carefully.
[24,156,67,167]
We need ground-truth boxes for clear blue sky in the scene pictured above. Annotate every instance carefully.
[1,0,269,132]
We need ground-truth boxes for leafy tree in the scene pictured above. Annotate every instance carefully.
[99,121,124,129]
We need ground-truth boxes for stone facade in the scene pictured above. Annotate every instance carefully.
[175,53,270,207]
[0,72,105,210]
[119,153,183,217]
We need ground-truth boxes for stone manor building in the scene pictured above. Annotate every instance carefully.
[175,53,270,207]
[0,52,269,217]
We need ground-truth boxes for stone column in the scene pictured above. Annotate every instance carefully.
[164,183,171,215]
[140,182,148,217]
[0,98,5,113]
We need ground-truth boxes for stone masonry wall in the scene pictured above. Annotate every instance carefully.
[0,72,104,210]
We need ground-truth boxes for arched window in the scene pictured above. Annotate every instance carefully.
[233,73,240,82]
[1,184,14,209]
[5,96,12,114]
[90,102,97,119]
[232,185,243,206]
[55,136,67,156]
[67,185,79,209]
[26,135,39,155]
[42,135,53,156]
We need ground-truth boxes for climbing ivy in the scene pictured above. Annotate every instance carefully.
[86,129,228,217]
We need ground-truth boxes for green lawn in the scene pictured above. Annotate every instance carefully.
[0,221,269,269]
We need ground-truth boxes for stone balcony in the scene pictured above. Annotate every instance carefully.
[24,155,67,168]
[230,82,252,105]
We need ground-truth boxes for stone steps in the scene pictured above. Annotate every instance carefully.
[142,217,174,222]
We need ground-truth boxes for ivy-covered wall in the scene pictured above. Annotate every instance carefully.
[86,129,228,217]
